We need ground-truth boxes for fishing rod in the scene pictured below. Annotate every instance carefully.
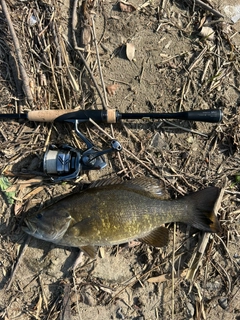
[0,108,223,123]
[1,108,222,182]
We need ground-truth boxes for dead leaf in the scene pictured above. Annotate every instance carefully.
[148,269,188,283]
[35,294,42,318]
[147,273,170,283]
[106,83,119,96]
[126,42,135,61]
[198,16,206,29]
[67,67,79,92]
[5,185,18,193]
[17,177,43,186]
[119,1,136,13]
[99,285,114,294]
[14,201,23,215]
[199,17,215,41]
[99,247,105,258]
[200,25,215,40]
[81,25,92,49]
[23,186,45,201]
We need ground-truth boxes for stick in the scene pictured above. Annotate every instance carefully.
[6,235,31,290]
[0,0,34,106]
[91,15,109,108]
[194,0,224,18]
[72,0,107,110]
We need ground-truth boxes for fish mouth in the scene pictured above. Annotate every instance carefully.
[22,218,45,239]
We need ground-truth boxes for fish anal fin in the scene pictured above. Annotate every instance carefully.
[80,245,97,258]
[139,226,169,247]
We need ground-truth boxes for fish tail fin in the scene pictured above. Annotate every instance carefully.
[185,187,221,233]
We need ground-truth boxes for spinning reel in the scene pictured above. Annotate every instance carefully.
[43,120,122,182]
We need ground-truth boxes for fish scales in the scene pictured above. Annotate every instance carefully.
[23,178,221,257]
[62,186,180,245]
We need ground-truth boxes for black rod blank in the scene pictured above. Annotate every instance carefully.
[121,109,222,123]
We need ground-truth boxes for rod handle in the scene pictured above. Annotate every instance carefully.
[27,109,119,123]
[28,110,72,122]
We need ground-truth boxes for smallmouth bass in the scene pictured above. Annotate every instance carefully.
[23,178,220,257]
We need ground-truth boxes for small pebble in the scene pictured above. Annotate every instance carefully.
[150,132,166,149]
[186,302,195,317]
[116,307,125,319]
[206,281,221,291]
[82,287,96,306]
[218,297,228,309]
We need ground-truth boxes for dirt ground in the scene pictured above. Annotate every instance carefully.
[0,0,240,319]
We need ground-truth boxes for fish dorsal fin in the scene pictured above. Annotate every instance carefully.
[122,177,170,199]
[139,226,169,247]
[80,245,98,258]
[88,177,169,199]
[88,177,123,189]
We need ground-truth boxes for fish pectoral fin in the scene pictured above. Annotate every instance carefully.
[80,245,98,258]
[139,226,169,247]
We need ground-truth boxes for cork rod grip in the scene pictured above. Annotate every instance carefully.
[27,110,71,122]
[106,109,117,123]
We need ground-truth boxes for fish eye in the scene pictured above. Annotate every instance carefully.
[37,213,43,219]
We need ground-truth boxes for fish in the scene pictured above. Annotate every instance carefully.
[23,177,220,258]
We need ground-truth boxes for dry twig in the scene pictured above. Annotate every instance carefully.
[1,0,34,106]
[91,15,109,107]
[60,282,72,320]
[193,0,224,18]
[6,235,31,290]
[89,118,162,179]
[72,0,107,109]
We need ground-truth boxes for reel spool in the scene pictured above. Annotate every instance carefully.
[43,145,81,181]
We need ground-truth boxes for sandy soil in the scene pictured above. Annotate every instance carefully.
[0,0,240,319]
